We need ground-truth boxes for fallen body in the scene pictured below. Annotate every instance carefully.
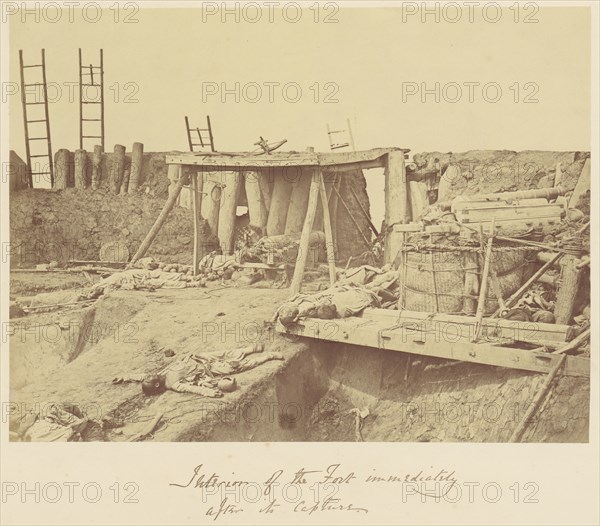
[113,342,283,397]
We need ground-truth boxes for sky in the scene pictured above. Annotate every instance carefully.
[6,4,592,223]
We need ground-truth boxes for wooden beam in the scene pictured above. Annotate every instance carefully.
[384,150,409,264]
[317,168,336,287]
[191,172,204,275]
[130,172,189,263]
[360,308,573,346]
[277,317,589,377]
[289,170,320,295]
[473,219,496,342]
[201,173,221,237]
[54,149,72,189]
[244,171,267,231]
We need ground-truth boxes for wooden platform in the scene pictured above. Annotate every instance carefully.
[275,308,589,378]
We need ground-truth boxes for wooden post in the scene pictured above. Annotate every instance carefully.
[128,142,143,193]
[110,144,126,194]
[191,172,204,275]
[244,171,267,231]
[408,180,427,220]
[54,149,72,189]
[201,173,221,237]
[509,354,566,443]
[91,145,102,189]
[569,158,590,209]
[130,169,189,263]
[472,219,496,342]
[218,171,241,255]
[74,149,87,189]
[317,169,336,286]
[329,175,341,243]
[384,150,409,264]
[266,168,293,236]
[290,170,320,295]
[285,170,312,235]
[554,256,583,324]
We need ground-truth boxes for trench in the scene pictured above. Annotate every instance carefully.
[181,339,590,443]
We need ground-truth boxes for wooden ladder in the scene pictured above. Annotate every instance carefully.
[79,48,105,150]
[326,118,355,151]
[19,49,54,187]
[184,115,215,152]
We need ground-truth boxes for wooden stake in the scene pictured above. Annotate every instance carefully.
[472,218,496,342]
[110,144,126,194]
[91,145,102,189]
[130,171,189,263]
[384,150,409,264]
[332,185,372,248]
[285,170,312,235]
[128,142,143,193]
[244,171,267,230]
[509,354,566,443]
[554,256,583,324]
[54,149,72,189]
[317,168,336,286]
[290,170,320,295]
[74,149,87,188]
[266,168,293,236]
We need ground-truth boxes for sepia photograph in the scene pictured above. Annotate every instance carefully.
[1,1,598,525]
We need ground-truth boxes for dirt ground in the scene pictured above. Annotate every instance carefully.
[9,272,589,443]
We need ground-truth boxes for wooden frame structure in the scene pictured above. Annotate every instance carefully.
[275,308,590,378]
[131,147,410,293]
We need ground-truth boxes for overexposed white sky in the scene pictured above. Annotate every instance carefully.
[7,4,592,221]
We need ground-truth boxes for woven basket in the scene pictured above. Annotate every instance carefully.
[398,244,536,315]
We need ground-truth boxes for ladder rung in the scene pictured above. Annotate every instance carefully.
[82,135,102,138]
[23,83,45,87]
[27,119,47,123]
[30,154,49,158]
[82,118,102,121]
[81,83,101,87]
[30,171,52,175]
[25,102,46,105]
[28,137,49,141]
[23,64,43,68]
[81,66,102,70]
[82,101,101,104]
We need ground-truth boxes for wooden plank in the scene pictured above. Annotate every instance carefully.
[201,173,221,237]
[317,168,337,287]
[165,147,408,170]
[289,170,320,295]
[278,317,589,377]
[360,308,573,345]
